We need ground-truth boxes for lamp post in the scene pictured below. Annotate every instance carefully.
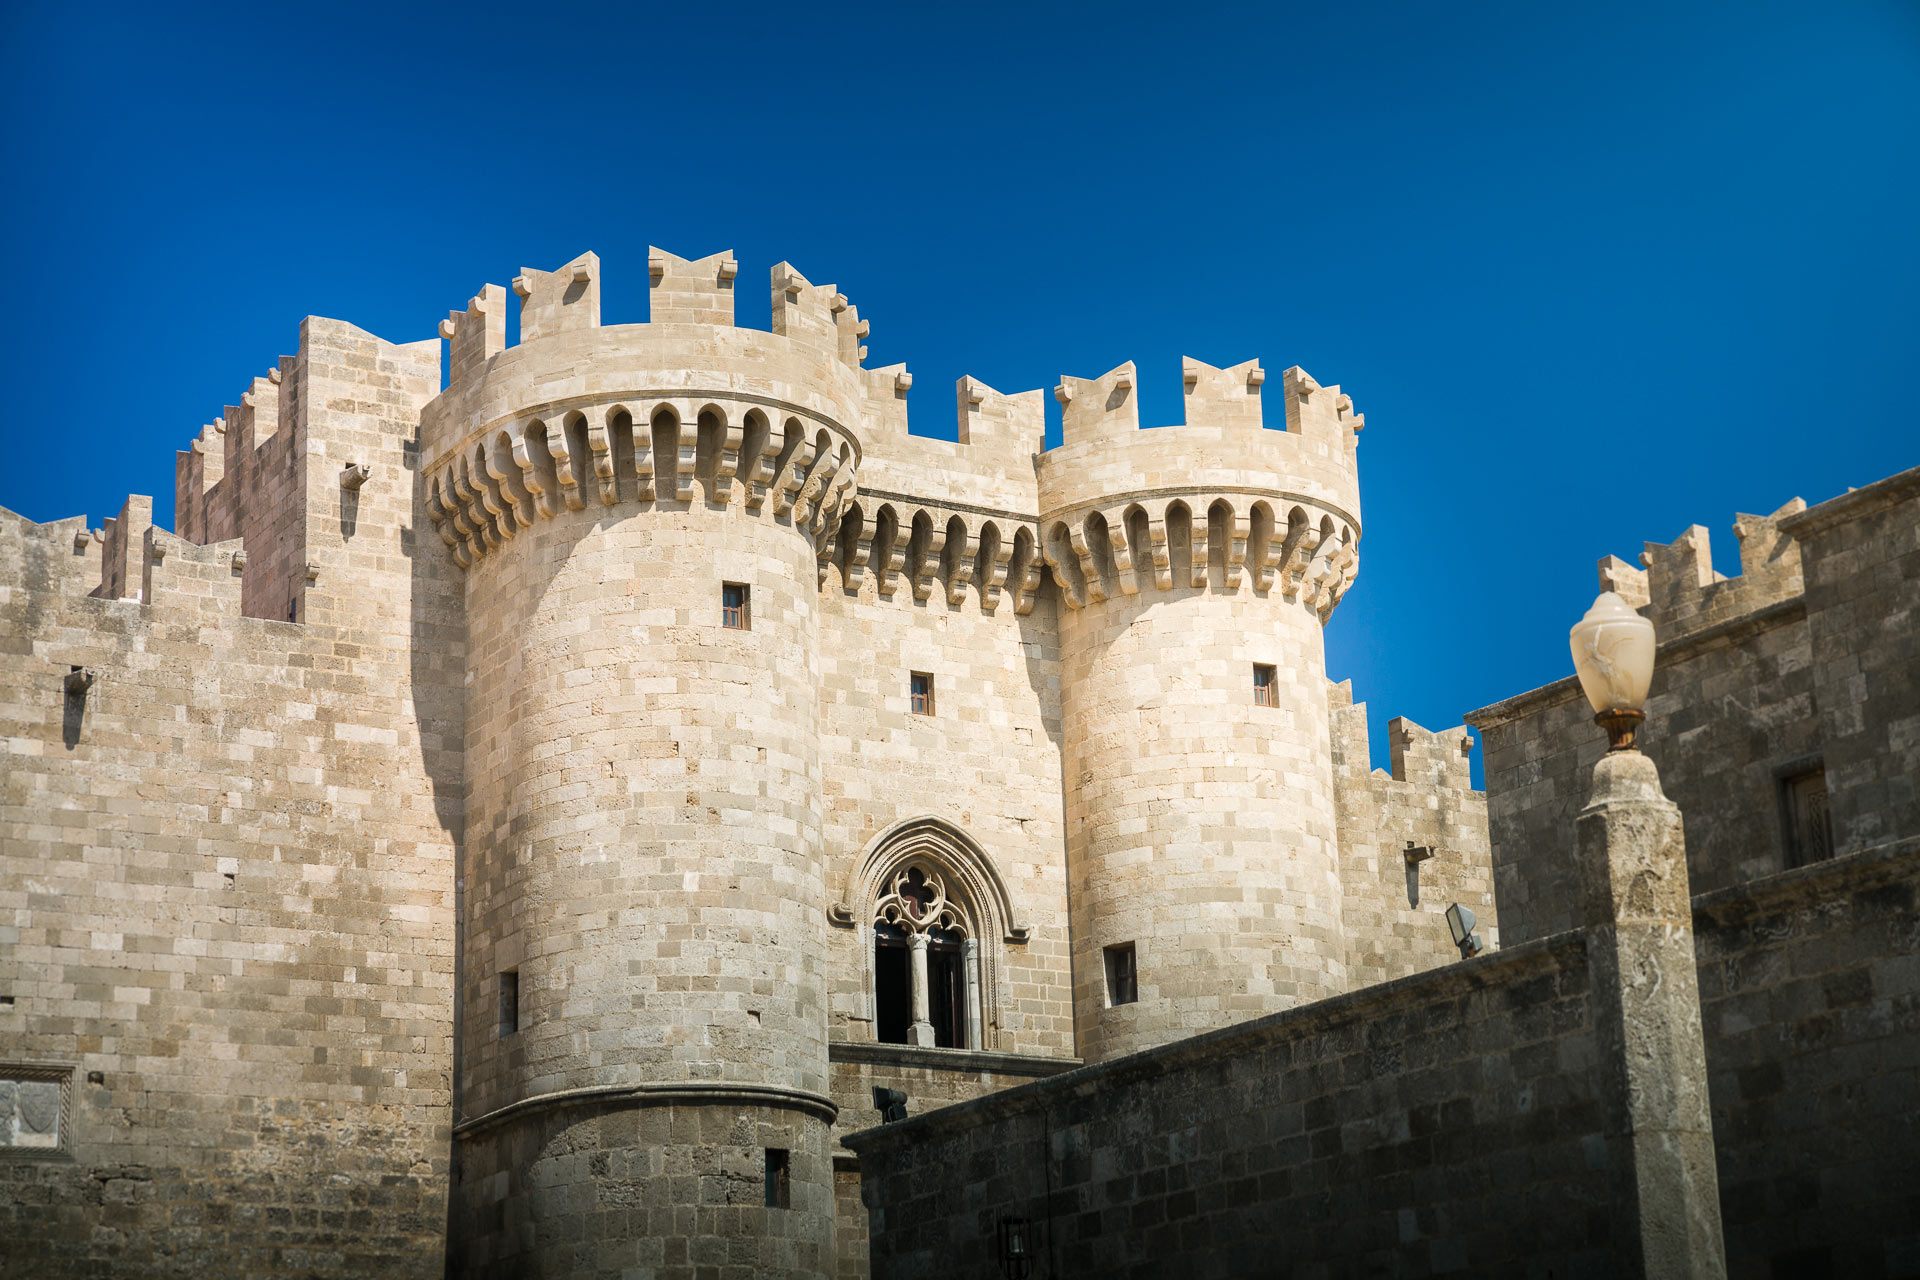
[1568,591,1727,1277]
[1569,590,1656,750]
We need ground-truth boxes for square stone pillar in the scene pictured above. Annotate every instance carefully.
[1577,749,1727,1278]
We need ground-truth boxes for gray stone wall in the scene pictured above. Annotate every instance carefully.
[846,935,1613,1278]
[1696,838,1920,1276]
[1469,469,1919,947]
[1784,472,1920,855]
[450,1096,835,1280]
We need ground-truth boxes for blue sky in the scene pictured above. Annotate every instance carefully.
[2,1,1914,779]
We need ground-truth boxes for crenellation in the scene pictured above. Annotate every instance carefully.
[5,243,1518,1280]
[514,250,601,342]
[1613,496,1808,639]
[645,246,729,327]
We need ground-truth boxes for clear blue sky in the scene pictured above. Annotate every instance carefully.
[3,1,1914,779]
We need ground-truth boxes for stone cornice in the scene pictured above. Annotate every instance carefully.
[452,1080,839,1139]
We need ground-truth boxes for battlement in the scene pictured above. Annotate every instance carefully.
[1596,496,1807,636]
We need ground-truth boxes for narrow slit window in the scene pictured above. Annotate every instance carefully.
[1252,664,1278,708]
[764,1148,791,1209]
[499,970,520,1037]
[722,582,750,631]
[910,671,935,716]
[1104,942,1138,1006]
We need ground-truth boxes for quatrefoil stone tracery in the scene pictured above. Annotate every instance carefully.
[873,865,968,938]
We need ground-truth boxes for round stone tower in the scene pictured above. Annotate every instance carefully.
[1038,357,1365,1064]
[423,250,865,1279]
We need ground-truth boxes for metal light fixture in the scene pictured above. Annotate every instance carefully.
[997,1215,1034,1280]
[1569,591,1656,751]
[1445,903,1483,959]
[872,1087,908,1123]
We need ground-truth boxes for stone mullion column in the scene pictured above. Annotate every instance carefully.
[1577,750,1727,1279]
[963,938,983,1051]
[908,932,935,1047]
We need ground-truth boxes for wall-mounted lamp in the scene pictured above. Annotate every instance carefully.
[64,666,95,696]
[1446,903,1483,960]
[873,1087,908,1123]
[1569,591,1656,752]
[341,463,371,490]
[997,1215,1035,1280]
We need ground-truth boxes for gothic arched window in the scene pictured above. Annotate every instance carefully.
[831,816,1031,1053]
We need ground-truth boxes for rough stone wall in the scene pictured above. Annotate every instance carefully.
[450,1097,834,1280]
[1784,470,1920,855]
[1696,838,1920,1277]
[0,315,459,1279]
[845,934,1613,1279]
[824,1044,1082,1280]
[1468,468,1919,948]
[1328,684,1497,987]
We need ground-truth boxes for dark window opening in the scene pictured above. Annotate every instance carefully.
[1783,767,1833,868]
[1105,942,1138,1006]
[764,1148,791,1209]
[499,970,519,1036]
[910,671,934,716]
[1253,664,1277,708]
[928,928,966,1049]
[722,582,750,630]
[874,922,910,1045]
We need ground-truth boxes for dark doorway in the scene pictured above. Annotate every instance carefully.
[875,923,910,1045]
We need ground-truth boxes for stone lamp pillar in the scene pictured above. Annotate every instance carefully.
[1570,593,1727,1278]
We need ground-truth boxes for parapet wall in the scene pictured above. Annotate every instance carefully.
[1469,465,1920,946]
[1328,682,1497,988]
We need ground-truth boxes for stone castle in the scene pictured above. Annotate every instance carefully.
[1,246,1498,1278]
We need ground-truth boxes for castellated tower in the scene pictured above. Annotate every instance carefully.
[3,238,1496,1280]
[1038,360,1363,1062]
[426,251,863,1277]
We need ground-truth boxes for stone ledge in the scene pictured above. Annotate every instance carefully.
[1777,463,1920,537]
[452,1080,839,1140]
[1691,835,1920,928]
[828,1041,1082,1078]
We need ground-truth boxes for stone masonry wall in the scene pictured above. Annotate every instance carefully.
[1696,838,1920,1277]
[1468,467,1919,948]
[1328,683,1497,987]
[1783,470,1920,855]
[0,313,460,1278]
[846,934,1612,1279]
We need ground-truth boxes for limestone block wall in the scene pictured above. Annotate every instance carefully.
[0,307,459,1279]
[1694,839,1920,1276]
[1469,469,1919,947]
[845,933,1611,1278]
[1781,469,1920,854]
[816,482,1072,1059]
[1036,359,1365,1064]
[1328,683,1497,988]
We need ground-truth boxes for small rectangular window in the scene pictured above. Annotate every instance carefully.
[764,1148,791,1209]
[1253,664,1277,707]
[910,671,935,716]
[722,582,750,631]
[499,970,519,1036]
[1782,767,1833,868]
[1104,943,1138,1006]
